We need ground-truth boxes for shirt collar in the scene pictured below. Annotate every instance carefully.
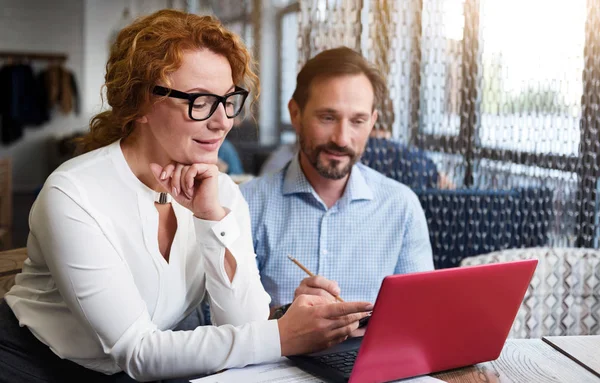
[283,154,314,196]
[345,162,374,202]
[282,154,374,202]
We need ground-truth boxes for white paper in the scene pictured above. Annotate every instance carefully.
[394,376,445,383]
[190,358,445,383]
[190,358,325,383]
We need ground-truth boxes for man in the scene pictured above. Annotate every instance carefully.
[241,47,434,315]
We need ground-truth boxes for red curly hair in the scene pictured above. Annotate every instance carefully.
[77,9,258,153]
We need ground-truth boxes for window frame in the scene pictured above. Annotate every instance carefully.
[412,0,583,179]
[276,1,300,139]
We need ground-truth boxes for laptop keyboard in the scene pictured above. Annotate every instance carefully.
[316,350,358,374]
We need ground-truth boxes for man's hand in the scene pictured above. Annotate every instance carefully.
[294,276,341,303]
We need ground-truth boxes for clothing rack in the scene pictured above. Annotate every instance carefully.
[0,51,67,62]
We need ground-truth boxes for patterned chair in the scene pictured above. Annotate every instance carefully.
[361,137,439,190]
[461,247,600,338]
[419,187,554,269]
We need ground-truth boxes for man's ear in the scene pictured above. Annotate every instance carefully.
[367,110,379,137]
[371,109,379,127]
[288,99,302,134]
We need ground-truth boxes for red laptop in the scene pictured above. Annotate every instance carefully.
[288,259,537,383]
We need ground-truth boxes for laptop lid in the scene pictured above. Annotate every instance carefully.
[349,259,537,383]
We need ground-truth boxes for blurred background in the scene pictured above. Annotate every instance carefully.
[0,0,598,268]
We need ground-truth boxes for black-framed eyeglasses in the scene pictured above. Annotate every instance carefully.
[152,85,249,121]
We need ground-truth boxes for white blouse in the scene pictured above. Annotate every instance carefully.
[4,140,281,380]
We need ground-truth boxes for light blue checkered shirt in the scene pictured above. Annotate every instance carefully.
[241,156,434,307]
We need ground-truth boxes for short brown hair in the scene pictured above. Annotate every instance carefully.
[77,9,258,153]
[292,47,386,110]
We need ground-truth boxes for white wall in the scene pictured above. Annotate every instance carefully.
[83,0,125,119]
[0,0,85,192]
[83,0,186,117]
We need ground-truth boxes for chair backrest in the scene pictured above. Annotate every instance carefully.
[416,187,553,269]
[361,137,439,190]
[461,247,600,338]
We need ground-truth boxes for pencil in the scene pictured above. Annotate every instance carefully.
[287,255,345,302]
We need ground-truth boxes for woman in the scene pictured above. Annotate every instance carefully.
[0,10,371,382]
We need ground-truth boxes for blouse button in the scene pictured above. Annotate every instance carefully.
[220,231,226,237]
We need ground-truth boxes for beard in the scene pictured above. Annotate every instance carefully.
[299,135,360,180]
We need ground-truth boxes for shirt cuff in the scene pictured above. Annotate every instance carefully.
[193,210,241,248]
[251,319,282,364]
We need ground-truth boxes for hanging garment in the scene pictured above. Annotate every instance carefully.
[0,64,23,144]
[40,65,79,116]
[0,63,48,144]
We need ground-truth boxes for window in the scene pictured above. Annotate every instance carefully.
[478,0,585,156]
[279,9,299,125]
[417,0,586,169]
[419,0,465,137]
[216,0,254,121]
[225,20,254,48]
[277,2,300,129]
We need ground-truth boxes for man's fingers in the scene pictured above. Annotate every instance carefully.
[295,287,337,301]
[302,276,340,296]
[294,294,330,307]
[321,302,373,319]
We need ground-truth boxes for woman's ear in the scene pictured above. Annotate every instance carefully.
[136,115,149,124]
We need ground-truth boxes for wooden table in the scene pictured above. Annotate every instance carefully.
[431,339,600,382]
[0,247,27,297]
[0,247,27,277]
[543,335,600,379]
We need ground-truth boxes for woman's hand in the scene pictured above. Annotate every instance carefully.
[277,295,373,356]
[150,162,226,221]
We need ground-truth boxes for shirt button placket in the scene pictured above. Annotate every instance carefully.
[318,210,330,275]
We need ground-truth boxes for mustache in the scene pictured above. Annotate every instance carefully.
[316,142,356,157]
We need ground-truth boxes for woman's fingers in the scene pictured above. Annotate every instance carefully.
[327,312,369,330]
[162,163,175,181]
[327,322,359,342]
[149,163,175,194]
[170,163,185,197]
[149,162,221,214]
[320,301,373,320]
[180,166,192,199]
